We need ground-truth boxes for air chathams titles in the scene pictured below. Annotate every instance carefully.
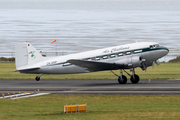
[102,46,130,54]
[46,46,130,66]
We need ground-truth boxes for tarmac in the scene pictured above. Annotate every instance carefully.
[0,79,180,95]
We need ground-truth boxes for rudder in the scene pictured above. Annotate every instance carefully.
[15,42,43,69]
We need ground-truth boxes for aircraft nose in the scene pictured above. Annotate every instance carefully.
[161,46,169,55]
[165,47,169,54]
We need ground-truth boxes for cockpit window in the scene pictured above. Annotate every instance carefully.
[150,44,159,49]
[155,44,159,47]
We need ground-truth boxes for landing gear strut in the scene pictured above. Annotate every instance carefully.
[35,73,43,81]
[118,70,127,84]
[111,70,127,84]
[111,69,140,84]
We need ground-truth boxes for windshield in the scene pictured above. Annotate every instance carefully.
[150,44,159,49]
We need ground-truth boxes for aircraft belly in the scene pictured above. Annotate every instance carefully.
[20,65,89,74]
[39,65,90,74]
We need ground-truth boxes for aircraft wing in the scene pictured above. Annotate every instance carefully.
[67,59,124,72]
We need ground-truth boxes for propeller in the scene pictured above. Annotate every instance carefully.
[152,60,160,68]
[139,58,147,71]
[142,62,147,71]
[155,60,160,65]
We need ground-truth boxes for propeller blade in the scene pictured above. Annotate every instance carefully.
[139,58,147,71]
[152,61,155,68]
[142,62,147,71]
[155,60,160,65]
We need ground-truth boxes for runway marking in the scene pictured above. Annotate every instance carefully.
[58,91,180,94]
[1,79,180,95]
[0,93,49,99]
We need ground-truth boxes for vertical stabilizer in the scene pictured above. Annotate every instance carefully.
[15,42,43,68]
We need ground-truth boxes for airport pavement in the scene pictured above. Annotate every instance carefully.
[0,79,180,95]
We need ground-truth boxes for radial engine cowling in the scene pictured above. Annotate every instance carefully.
[130,56,141,68]
[115,56,141,68]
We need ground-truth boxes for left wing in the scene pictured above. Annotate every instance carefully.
[67,59,124,72]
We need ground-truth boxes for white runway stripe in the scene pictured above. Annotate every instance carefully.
[0,93,49,99]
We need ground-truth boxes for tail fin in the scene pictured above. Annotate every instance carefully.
[15,42,43,69]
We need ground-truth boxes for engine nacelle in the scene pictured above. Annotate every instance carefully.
[115,56,141,68]
[130,56,141,68]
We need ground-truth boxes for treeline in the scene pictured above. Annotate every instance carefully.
[0,57,15,62]
[168,56,180,63]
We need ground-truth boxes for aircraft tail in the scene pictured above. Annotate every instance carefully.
[15,42,43,69]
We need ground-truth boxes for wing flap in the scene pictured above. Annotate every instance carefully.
[67,59,124,71]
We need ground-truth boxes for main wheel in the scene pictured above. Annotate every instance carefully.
[130,74,139,84]
[35,76,40,81]
[118,75,127,84]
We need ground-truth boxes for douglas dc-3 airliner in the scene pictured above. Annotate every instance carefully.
[15,42,169,84]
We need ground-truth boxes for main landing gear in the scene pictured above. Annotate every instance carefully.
[35,73,43,81]
[111,69,140,84]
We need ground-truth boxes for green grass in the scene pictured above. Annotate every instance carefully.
[0,95,180,120]
[1,63,180,80]
[1,63,180,120]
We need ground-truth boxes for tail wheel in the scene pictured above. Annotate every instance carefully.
[130,74,139,84]
[118,75,127,84]
[36,76,40,81]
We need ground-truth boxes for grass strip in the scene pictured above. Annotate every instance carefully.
[0,95,180,120]
[1,63,180,80]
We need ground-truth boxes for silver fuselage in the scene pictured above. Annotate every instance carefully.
[20,44,169,74]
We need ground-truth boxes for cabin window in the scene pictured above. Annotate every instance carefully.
[83,58,91,61]
[126,52,131,55]
[111,54,116,58]
[86,58,91,61]
[103,55,108,59]
[96,57,100,60]
[134,50,142,54]
[118,53,123,56]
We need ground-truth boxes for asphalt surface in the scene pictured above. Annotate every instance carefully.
[0,79,180,95]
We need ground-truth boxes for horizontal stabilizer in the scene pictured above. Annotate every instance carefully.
[67,59,124,71]
[13,67,40,72]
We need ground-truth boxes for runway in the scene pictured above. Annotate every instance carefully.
[0,79,180,95]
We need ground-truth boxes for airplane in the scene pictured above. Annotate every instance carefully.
[14,42,169,84]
